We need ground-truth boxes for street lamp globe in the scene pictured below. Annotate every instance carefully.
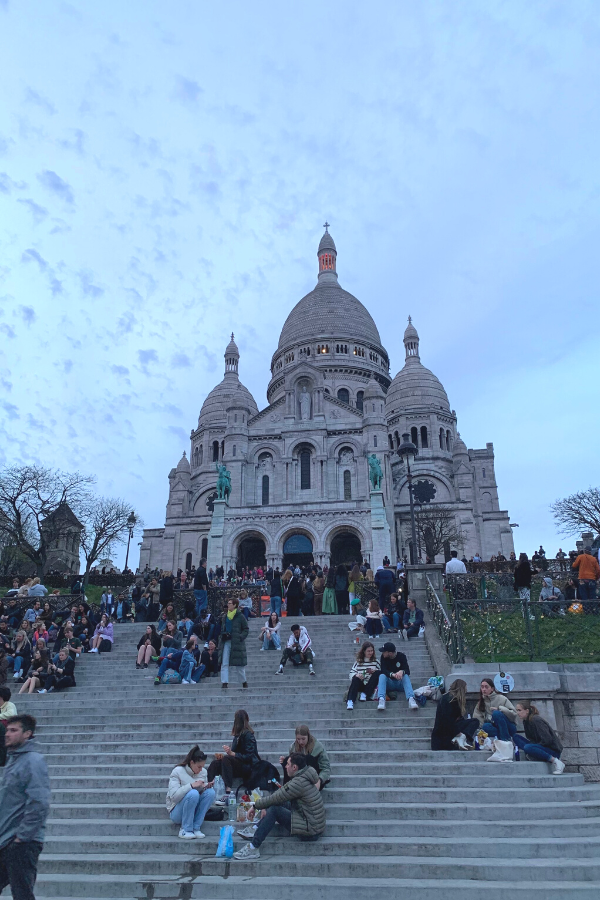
[397,432,418,464]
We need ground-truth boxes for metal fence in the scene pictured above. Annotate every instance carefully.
[426,575,600,664]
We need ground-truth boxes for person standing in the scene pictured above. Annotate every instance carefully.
[269,569,283,617]
[0,714,50,900]
[312,571,325,616]
[334,565,349,615]
[445,551,467,574]
[571,548,600,601]
[285,573,304,617]
[193,558,209,617]
[218,598,249,689]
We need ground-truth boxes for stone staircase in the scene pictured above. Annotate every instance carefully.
[3,616,600,899]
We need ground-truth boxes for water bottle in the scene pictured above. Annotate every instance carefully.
[213,775,225,802]
[228,793,237,822]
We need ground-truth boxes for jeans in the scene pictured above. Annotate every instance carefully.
[252,802,292,848]
[0,840,42,900]
[378,673,415,700]
[262,632,281,650]
[194,589,208,617]
[177,620,193,636]
[7,655,24,675]
[513,732,559,763]
[578,580,597,601]
[221,640,246,684]
[280,647,314,668]
[381,612,401,631]
[241,607,251,621]
[157,656,179,679]
[179,658,206,683]
[270,596,282,616]
[479,710,518,741]
[169,787,216,833]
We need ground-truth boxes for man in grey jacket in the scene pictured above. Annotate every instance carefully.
[0,714,50,900]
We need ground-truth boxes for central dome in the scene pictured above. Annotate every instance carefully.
[277,228,381,350]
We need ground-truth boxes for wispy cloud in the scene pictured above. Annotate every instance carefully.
[37,169,74,204]
[24,87,56,115]
[173,76,202,105]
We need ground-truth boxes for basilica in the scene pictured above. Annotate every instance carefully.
[140,228,514,573]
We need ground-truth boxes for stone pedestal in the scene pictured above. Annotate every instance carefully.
[207,499,227,571]
[406,563,445,608]
[369,490,392,569]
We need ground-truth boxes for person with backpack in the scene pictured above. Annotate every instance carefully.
[513,700,565,774]
[277,624,315,676]
[166,745,216,839]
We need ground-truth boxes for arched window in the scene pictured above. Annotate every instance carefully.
[337,388,350,404]
[411,426,418,446]
[394,431,400,448]
[193,446,199,467]
[420,426,428,449]
[446,430,451,451]
[262,475,270,506]
[185,552,192,572]
[199,445,203,465]
[374,435,378,447]
[439,428,445,450]
[388,434,394,450]
[201,537,208,559]
[356,390,364,412]
[300,449,311,490]
[233,445,236,457]
[343,470,352,500]
[212,441,219,462]
[221,440,225,458]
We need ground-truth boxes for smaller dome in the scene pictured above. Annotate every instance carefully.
[452,433,469,457]
[404,315,418,342]
[386,362,450,413]
[176,451,191,473]
[364,377,385,400]
[318,230,337,254]
[199,379,258,427]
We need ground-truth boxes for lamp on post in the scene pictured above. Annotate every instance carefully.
[124,511,137,573]
[397,432,419,565]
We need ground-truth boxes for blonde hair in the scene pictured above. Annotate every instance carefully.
[448,679,467,716]
[31,577,40,586]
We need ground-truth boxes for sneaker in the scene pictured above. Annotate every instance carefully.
[181,680,190,685]
[136,663,141,669]
[214,799,227,807]
[193,830,206,839]
[377,697,386,711]
[359,693,367,702]
[234,842,260,860]
[13,672,21,680]
[37,689,47,694]
[178,829,195,839]
[452,733,472,750]
[276,666,283,674]
[346,699,354,709]
[153,677,161,685]
[143,664,148,668]
[260,647,265,651]
[551,757,566,775]
[237,825,257,839]
[408,697,419,710]
[242,682,248,688]
[47,686,55,693]
[309,665,315,676]
[222,682,228,689]
[398,629,406,640]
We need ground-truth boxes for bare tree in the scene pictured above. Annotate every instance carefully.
[414,504,465,560]
[551,487,600,537]
[0,466,94,576]
[79,498,143,584]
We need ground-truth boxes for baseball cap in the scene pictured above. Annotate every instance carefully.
[379,641,396,653]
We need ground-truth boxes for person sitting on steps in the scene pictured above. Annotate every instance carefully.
[403,598,424,639]
[206,709,259,797]
[279,724,332,790]
[430,678,480,750]
[376,641,418,711]
[38,647,75,693]
[260,612,281,651]
[365,600,384,637]
[89,614,113,653]
[473,678,518,742]
[218,597,249,689]
[381,593,405,633]
[513,700,565,775]
[200,640,220,677]
[277,624,315,676]
[166,745,216,840]
[136,625,161,669]
[346,641,380,709]
[234,753,326,860]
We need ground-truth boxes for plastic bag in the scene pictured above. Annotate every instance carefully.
[213,775,226,802]
[215,824,235,858]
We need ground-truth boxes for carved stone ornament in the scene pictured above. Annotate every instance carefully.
[340,449,354,464]
[330,409,341,419]
[270,414,281,422]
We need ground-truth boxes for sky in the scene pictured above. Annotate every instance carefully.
[0,0,599,568]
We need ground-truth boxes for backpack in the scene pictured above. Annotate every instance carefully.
[161,670,182,684]
[245,759,281,793]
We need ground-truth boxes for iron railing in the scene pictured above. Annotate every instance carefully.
[425,576,459,662]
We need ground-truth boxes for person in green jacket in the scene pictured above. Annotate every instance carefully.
[218,598,249,689]
[279,724,331,789]
[234,754,325,859]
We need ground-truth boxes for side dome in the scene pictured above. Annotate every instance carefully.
[176,451,191,473]
[198,334,259,427]
[386,318,450,414]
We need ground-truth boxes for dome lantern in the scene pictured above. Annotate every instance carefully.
[224,333,239,375]
[404,316,420,361]
[317,222,337,281]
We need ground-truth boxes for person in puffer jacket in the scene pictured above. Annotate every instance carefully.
[234,754,325,859]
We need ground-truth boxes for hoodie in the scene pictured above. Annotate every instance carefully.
[0,738,50,848]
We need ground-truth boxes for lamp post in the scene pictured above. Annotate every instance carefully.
[124,511,137,573]
[397,432,419,565]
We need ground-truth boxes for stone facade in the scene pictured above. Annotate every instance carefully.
[140,228,513,572]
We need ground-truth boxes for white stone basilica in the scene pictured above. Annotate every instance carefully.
[140,228,514,572]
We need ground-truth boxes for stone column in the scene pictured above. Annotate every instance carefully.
[207,499,227,571]
[405,563,445,608]
[369,490,393,569]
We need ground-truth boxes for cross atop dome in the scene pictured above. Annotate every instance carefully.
[318,224,337,279]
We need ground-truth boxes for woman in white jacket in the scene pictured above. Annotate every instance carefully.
[166,745,216,839]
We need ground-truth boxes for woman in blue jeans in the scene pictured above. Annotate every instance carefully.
[514,700,565,775]
[166,745,216,839]
[474,678,518,741]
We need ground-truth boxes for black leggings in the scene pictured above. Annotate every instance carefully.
[348,672,379,702]
[206,756,249,789]
[45,674,75,692]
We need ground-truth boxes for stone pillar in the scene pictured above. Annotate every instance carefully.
[405,563,445,608]
[207,499,227,571]
[369,490,393,569]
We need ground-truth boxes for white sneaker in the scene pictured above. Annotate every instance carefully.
[181,680,190,684]
[260,648,265,651]
[408,697,418,710]
[359,693,367,701]
[237,825,257,839]
[37,689,47,694]
[276,666,283,674]
[13,672,21,679]
[347,699,354,709]
[452,733,471,750]
[378,697,386,710]
[309,664,315,676]
[234,842,260,860]
[418,626,425,636]
[551,757,566,775]
[398,629,406,640]
[178,829,195,839]
[193,830,206,838]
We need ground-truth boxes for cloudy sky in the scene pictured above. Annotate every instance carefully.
[1,1,598,567]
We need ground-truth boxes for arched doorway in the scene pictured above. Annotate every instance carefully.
[237,536,266,571]
[283,534,314,570]
[330,531,362,568]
